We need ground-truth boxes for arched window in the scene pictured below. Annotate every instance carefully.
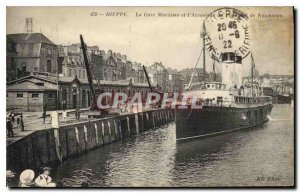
[47,48,52,55]
[21,62,27,72]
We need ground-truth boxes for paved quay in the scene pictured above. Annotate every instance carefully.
[7,108,174,175]
[6,108,90,146]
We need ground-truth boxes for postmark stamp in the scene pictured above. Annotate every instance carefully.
[204,7,250,63]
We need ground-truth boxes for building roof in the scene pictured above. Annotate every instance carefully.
[6,76,58,91]
[7,75,57,85]
[7,74,152,89]
[6,81,57,91]
[7,36,16,44]
[7,33,56,46]
[58,76,77,83]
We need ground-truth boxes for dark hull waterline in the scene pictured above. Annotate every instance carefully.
[175,104,273,141]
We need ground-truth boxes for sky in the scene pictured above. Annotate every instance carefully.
[6,6,294,76]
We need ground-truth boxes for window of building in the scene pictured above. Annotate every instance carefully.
[48,93,54,99]
[32,93,39,98]
[47,48,52,55]
[73,69,77,76]
[35,82,44,86]
[78,69,82,78]
[82,90,86,104]
[47,60,52,72]
[62,89,67,101]
[17,93,23,98]
[10,58,14,68]
[69,69,72,77]
[83,70,86,79]
[21,62,27,72]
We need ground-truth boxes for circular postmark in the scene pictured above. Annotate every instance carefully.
[203,7,250,63]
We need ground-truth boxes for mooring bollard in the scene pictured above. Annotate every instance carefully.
[135,113,139,134]
[140,113,144,132]
[101,122,105,138]
[127,116,130,135]
[109,120,115,142]
[83,125,88,150]
[118,119,122,139]
[53,128,62,162]
[108,121,111,136]
[94,123,98,144]
[153,111,156,128]
[102,121,111,144]
[145,113,149,130]
[74,127,80,154]
[114,119,119,139]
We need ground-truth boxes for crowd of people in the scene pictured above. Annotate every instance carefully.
[7,104,83,139]
[7,166,91,187]
[44,104,81,124]
[7,167,56,187]
[6,112,24,138]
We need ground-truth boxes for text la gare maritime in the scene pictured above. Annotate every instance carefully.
[136,12,209,17]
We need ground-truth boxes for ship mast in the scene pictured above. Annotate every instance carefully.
[250,53,255,97]
[201,21,207,82]
[80,34,97,109]
[186,21,207,90]
[143,65,153,92]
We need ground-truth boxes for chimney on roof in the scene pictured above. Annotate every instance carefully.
[100,50,105,54]
[25,18,33,33]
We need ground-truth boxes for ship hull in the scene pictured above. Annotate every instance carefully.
[277,95,292,104]
[175,104,273,141]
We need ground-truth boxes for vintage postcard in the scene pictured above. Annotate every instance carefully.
[6,6,294,188]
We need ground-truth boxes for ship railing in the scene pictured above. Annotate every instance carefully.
[234,96,272,106]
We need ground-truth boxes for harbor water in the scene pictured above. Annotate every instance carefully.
[53,104,294,187]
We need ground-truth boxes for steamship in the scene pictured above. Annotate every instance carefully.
[175,25,273,141]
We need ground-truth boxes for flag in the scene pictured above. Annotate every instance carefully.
[200,22,207,38]
[251,53,255,73]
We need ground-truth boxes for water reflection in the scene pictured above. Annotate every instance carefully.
[55,124,177,187]
[53,105,293,187]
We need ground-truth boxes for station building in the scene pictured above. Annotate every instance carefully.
[6,73,153,112]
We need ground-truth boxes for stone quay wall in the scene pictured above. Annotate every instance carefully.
[7,109,175,173]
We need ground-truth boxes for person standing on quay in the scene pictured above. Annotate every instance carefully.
[77,109,80,120]
[42,104,47,124]
[43,104,47,114]
[11,113,15,123]
[62,100,66,111]
[75,107,78,120]
[42,111,46,124]
[75,107,80,120]
[62,110,67,123]
[20,113,24,132]
[17,116,20,127]
[6,119,14,138]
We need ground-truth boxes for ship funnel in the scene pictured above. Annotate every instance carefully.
[221,52,243,88]
[221,52,242,64]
